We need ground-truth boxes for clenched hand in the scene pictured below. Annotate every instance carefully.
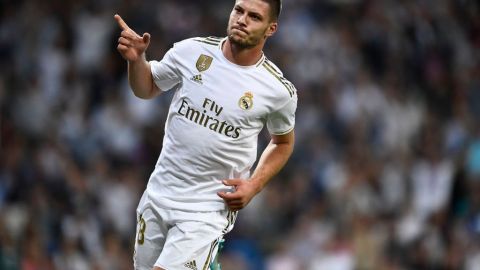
[217,179,261,211]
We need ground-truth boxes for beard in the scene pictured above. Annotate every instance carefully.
[227,26,265,48]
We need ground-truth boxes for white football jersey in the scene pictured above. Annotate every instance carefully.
[146,36,297,211]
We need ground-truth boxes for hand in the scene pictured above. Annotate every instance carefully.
[114,14,151,62]
[217,179,260,211]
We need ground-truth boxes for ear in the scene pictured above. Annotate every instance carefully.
[265,22,278,37]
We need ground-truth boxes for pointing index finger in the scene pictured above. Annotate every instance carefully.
[114,14,130,30]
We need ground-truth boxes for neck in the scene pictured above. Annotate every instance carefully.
[222,39,264,66]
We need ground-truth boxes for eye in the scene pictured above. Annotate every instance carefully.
[234,7,243,13]
[249,13,263,21]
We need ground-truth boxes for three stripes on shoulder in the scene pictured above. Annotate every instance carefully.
[194,36,223,46]
[193,36,296,97]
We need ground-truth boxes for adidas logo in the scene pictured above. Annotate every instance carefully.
[184,260,198,270]
[190,74,203,84]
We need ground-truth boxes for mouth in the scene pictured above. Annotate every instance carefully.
[232,26,248,35]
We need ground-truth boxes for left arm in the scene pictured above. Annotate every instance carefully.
[218,130,295,211]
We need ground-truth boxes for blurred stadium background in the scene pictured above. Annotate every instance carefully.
[1,0,480,269]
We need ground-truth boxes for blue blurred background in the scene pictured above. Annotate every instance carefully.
[1,0,480,269]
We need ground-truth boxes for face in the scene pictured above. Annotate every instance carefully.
[227,0,277,48]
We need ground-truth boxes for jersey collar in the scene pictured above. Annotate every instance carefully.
[218,37,265,70]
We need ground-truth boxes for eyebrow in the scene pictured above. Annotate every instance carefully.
[235,4,264,19]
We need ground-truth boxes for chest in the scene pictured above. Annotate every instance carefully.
[175,56,277,124]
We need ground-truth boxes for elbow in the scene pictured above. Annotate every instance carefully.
[131,83,161,100]
[132,90,153,100]
[272,139,294,156]
[286,141,295,156]
[271,132,295,156]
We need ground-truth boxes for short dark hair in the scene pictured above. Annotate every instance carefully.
[261,0,282,22]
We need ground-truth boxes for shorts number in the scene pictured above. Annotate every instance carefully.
[137,215,146,245]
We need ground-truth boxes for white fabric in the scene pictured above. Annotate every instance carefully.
[133,192,235,270]
[146,37,297,211]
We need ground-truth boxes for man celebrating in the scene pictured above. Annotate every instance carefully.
[115,0,297,269]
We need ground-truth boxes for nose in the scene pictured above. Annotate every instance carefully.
[237,13,247,26]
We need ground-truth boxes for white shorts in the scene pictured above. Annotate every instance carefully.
[133,193,237,270]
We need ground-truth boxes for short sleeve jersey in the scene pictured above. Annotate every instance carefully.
[146,36,297,211]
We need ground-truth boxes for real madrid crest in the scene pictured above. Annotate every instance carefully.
[239,92,254,110]
[196,54,213,72]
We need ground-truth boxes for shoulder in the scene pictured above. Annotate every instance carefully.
[168,37,223,61]
[260,57,297,99]
[172,36,224,50]
[192,36,224,46]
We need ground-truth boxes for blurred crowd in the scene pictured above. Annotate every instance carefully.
[1,0,480,269]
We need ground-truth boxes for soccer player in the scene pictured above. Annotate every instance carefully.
[115,0,297,269]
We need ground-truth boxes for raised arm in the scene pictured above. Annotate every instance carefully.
[114,14,160,99]
[218,130,295,211]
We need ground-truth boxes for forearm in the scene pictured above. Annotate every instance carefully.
[249,136,294,193]
[218,131,295,211]
[128,55,159,99]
